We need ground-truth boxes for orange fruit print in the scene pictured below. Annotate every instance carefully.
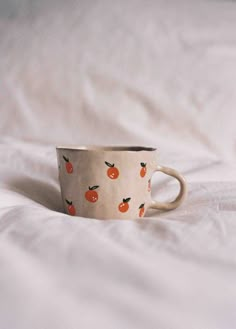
[118,198,131,213]
[63,155,73,174]
[139,203,145,217]
[105,161,119,179]
[65,199,76,216]
[140,163,147,177]
[85,186,99,202]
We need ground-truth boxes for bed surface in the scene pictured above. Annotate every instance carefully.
[1,1,236,328]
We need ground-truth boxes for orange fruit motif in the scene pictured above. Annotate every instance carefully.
[65,199,76,216]
[148,179,151,192]
[105,161,119,179]
[118,198,131,213]
[140,163,147,177]
[139,203,145,217]
[85,186,99,202]
[63,155,73,174]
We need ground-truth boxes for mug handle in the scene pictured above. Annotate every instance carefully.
[150,165,187,210]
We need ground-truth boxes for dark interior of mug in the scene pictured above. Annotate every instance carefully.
[56,146,156,151]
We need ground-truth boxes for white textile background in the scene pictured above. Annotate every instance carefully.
[0,1,236,329]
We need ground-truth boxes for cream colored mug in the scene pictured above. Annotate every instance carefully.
[56,146,187,219]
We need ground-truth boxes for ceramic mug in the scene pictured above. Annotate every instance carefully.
[56,146,187,219]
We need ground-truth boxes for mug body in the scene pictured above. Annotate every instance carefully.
[56,146,157,219]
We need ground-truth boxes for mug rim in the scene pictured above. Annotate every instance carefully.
[56,145,157,152]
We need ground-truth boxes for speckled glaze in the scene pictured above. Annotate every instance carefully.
[56,146,187,220]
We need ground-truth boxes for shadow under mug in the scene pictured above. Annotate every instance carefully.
[56,146,187,219]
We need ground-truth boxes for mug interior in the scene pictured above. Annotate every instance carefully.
[56,145,156,152]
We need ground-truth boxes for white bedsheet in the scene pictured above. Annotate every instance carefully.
[1,0,236,328]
